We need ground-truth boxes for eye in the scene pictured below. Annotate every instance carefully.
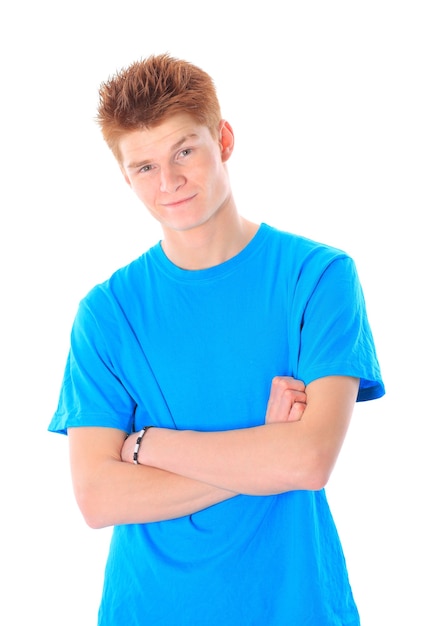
[139,164,153,173]
[178,148,192,158]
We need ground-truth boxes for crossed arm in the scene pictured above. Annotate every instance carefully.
[68,375,359,529]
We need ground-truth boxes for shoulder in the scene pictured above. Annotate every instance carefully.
[82,243,160,308]
[72,243,162,332]
[261,223,353,278]
[262,223,346,256]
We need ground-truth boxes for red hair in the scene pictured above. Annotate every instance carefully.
[96,53,222,161]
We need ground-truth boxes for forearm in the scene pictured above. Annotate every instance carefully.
[69,428,237,529]
[134,376,359,496]
[79,461,237,528]
[138,423,308,496]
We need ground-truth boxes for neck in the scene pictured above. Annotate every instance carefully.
[161,210,259,270]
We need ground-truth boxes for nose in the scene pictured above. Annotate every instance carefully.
[159,165,185,193]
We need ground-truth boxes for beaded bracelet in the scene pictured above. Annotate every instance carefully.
[133,426,153,464]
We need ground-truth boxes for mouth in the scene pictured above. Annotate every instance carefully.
[162,194,197,209]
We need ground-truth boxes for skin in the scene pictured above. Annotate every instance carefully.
[69,377,312,528]
[68,113,360,529]
[119,114,258,268]
[122,375,358,495]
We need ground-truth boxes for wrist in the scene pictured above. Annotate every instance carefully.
[133,426,153,464]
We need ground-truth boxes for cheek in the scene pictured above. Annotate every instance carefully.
[131,180,154,203]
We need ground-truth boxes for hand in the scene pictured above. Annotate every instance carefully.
[265,376,307,424]
[121,431,138,464]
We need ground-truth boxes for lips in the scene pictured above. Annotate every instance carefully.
[162,194,197,209]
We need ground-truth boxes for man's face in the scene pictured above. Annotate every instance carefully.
[119,113,234,235]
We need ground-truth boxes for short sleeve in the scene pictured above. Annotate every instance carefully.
[48,298,137,435]
[294,256,385,402]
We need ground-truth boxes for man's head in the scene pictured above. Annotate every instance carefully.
[96,53,222,162]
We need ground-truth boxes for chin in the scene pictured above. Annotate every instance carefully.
[164,213,216,233]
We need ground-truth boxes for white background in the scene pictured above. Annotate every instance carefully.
[1,1,424,624]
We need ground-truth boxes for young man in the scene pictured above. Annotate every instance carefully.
[49,53,385,625]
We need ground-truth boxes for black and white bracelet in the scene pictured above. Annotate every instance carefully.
[133,426,153,464]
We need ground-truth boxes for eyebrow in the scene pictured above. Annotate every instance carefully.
[126,133,199,170]
[171,133,198,150]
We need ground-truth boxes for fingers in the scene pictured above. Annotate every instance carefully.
[271,376,306,393]
[287,401,307,422]
[265,376,307,424]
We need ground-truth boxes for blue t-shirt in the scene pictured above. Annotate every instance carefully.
[49,224,384,625]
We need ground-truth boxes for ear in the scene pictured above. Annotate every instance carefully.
[218,120,234,162]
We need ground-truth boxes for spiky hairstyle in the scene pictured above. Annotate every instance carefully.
[96,53,222,161]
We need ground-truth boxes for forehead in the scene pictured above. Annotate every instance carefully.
[119,114,212,166]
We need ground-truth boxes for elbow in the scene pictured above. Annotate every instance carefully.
[73,485,112,530]
[280,451,335,493]
[301,451,336,491]
[301,464,332,491]
[84,513,108,531]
